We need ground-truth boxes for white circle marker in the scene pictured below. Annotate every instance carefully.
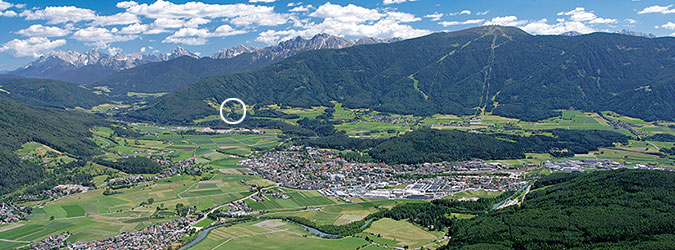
[219,98,247,125]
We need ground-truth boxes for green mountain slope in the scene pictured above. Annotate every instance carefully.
[130,26,675,124]
[446,170,675,249]
[0,77,107,109]
[0,97,105,195]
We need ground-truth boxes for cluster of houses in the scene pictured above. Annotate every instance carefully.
[108,175,160,188]
[30,217,196,250]
[0,203,30,224]
[158,158,202,176]
[544,160,671,172]
[17,184,90,202]
[217,201,253,218]
[108,159,202,188]
[239,147,527,200]
[29,233,71,249]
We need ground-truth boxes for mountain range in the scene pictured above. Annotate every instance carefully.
[91,34,400,96]
[7,47,198,84]
[129,26,675,124]
[5,34,399,95]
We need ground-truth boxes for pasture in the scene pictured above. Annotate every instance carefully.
[246,188,336,211]
[192,219,370,250]
[365,218,443,249]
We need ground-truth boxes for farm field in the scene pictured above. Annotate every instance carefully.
[92,124,280,163]
[192,219,370,250]
[15,142,75,165]
[245,188,337,211]
[260,199,411,226]
[445,190,503,200]
[364,218,445,249]
[335,122,411,138]
[3,171,270,245]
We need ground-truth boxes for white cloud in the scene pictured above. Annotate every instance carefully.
[425,12,443,21]
[311,3,384,23]
[16,24,71,37]
[119,23,149,34]
[638,5,675,14]
[91,12,140,26]
[662,22,675,30]
[0,37,66,58]
[483,16,528,26]
[257,2,429,44]
[383,0,414,4]
[1,10,16,17]
[163,25,246,45]
[439,19,484,27]
[625,18,637,24]
[249,0,276,2]
[522,18,595,35]
[449,10,471,16]
[476,10,490,16]
[71,26,138,47]
[20,6,97,24]
[557,7,616,24]
[289,5,312,12]
[0,0,12,11]
[152,18,186,29]
[118,0,288,27]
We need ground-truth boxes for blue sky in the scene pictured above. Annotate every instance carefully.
[0,0,673,70]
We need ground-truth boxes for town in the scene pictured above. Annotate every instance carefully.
[239,146,529,200]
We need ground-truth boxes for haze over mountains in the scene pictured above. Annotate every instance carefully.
[130,26,675,124]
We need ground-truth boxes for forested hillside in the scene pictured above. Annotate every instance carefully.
[0,97,106,195]
[0,77,107,109]
[299,129,629,164]
[446,170,675,249]
[130,26,675,124]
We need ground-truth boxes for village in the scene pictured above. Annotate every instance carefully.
[0,202,31,224]
[239,146,529,200]
[29,217,196,250]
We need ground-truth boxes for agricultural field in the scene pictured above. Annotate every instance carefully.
[192,220,371,250]
[91,124,280,163]
[260,199,411,226]
[517,111,619,132]
[2,170,270,245]
[364,218,445,249]
[15,142,75,165]
[521,138,675,167]
[335,122,411,138]
[245,188,337,211]
[276,105,327,119]
[445,190,503,200]
[0,212,177,244]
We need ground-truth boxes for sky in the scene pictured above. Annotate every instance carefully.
[0,0,673,71]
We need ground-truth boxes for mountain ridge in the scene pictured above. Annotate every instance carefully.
[93,33,400,95]
[129,26,675,123]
